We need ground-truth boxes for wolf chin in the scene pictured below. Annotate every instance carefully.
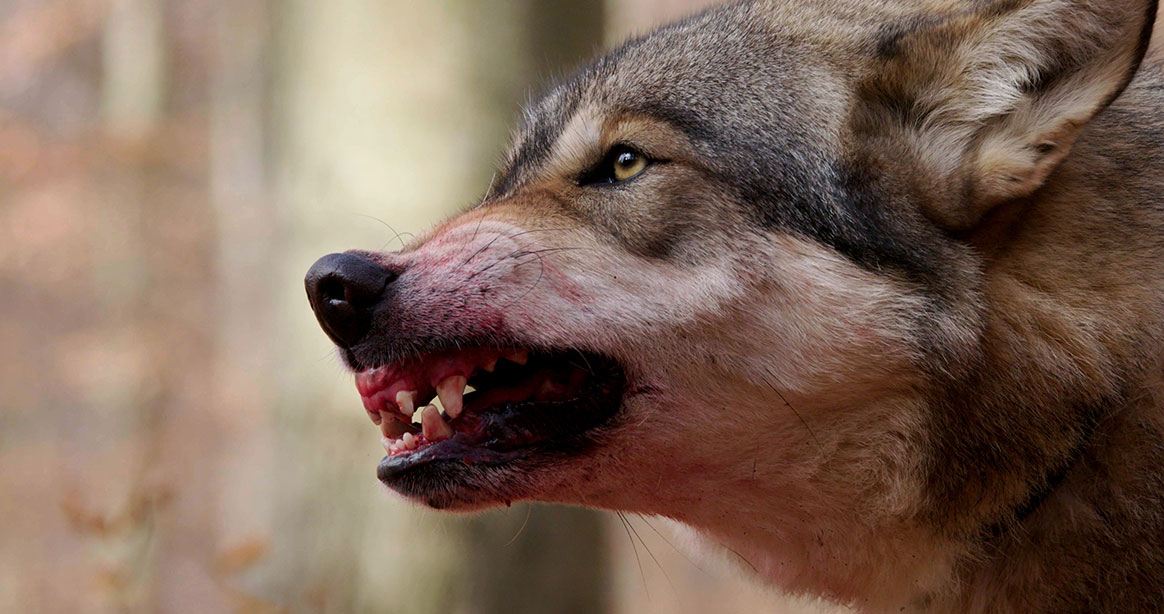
[305,1,1164,611]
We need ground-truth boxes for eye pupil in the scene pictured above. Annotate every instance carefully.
[609,147,647,181]
[579,146,650,185]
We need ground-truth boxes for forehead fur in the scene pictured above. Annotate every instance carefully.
[501,0,970,176]
[497,0,968,286]
[501,1,853,189]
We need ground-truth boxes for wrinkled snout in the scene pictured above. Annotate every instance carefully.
[305,252,394,348]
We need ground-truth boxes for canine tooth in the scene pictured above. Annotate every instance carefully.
[482,358,498,372]
[421,405,454,441]
[402,432,416,449]
[380,437,393,454]
[437,375,467,418]
[505,349,529,365]
[445,403,462,420]
[396,390,416,417]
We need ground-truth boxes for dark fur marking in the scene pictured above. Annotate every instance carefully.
[980,397,1110,540]
[1114,0,1160,111]
[629,101,718,143]
[717,139,952,286]
[874,23,911,59]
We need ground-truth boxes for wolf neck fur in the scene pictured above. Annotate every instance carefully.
[671,68,1164,611]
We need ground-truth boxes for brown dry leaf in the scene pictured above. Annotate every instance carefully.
[231,593,287,614]
[92,565,129,594]
[214,537,270,576]
[60,496,111,537]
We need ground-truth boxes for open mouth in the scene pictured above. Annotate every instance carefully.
[354,346,625,484]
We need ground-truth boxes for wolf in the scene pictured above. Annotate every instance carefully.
[304,0,1164,611]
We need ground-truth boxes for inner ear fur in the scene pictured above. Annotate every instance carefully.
[855,0,1158,230]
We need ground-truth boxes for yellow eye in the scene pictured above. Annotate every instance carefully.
[578,145,654,186]
[612,148,648,181]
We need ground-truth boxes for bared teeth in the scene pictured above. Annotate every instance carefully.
[437,375,467,419]
[396,390,416,419]
[421,405,453,441]
[361,348,553,453]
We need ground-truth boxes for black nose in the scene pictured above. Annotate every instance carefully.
[305,253,393,348]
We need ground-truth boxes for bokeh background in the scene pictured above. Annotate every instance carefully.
[0,0,844,612]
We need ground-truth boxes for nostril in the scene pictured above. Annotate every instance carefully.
[318,276,347,304]
[305,253,394,349]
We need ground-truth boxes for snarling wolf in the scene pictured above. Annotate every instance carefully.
[305,0,1164,610]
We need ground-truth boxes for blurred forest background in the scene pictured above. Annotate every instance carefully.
[0,0,843,612]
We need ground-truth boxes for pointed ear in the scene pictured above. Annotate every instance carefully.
[857,0,1157,230]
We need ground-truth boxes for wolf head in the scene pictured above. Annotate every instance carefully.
[306,0,1159,606]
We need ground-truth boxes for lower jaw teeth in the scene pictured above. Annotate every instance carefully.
[421,405,454,440]
[380,404,454,455]
[384,432,419,455]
